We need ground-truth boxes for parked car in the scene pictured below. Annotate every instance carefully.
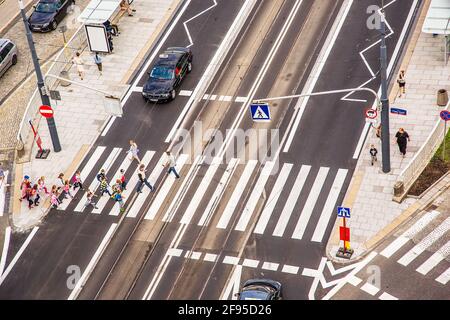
[0,39,18,78]
[236,279,282,300]
[142,47,193,102]
[28,0,75,32]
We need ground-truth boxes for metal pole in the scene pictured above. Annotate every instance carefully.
[380,10,390,173]
[444,121,447,162]
[18,0,61,152]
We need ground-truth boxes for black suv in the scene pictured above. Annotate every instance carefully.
[142,47,193,102]
[28,0,75,32]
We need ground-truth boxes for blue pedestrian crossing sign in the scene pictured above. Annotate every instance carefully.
[250,103,271,122]
[337,206,351,218]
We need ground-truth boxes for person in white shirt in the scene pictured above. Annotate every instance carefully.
[127,140,140,163]
[164,151,180,179]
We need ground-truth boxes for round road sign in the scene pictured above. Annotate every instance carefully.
[440,110,450,121]
[365,108,378,119]
[39,105,54,118]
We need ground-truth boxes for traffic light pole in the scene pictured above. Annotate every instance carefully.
[18,0,61,152]
[380,11,391,173]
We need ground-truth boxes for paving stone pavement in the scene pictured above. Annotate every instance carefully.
[11,0,180,230]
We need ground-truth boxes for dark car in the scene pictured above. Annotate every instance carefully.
[28,0,75,32]
[237,279,282,300]
[142,47,193,102]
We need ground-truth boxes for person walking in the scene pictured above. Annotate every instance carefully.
[369,144,378,166]
[395,128,410,157]
[72,170,83,191]
[112,179,122,197]
[96,169,106,182]
[99,176,112,197]
[62,180,75,199]
[30,184,40,207]
[72,52,85,80]
[397,70,406,98]
[93,52,103,76]
[19,175,31,202]
[37,176,50,195]
[119,169,127,190]
[120,0,136,16]
[127,140,140,163]
[57,173,65,193]
[136,164,153,193]
[113,190,126,212]
[50,187,60,209]
[164,151,180,179]
[83,190,98,210]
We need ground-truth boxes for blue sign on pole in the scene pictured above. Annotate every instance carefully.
[440,110,450,121]
[390,107,407,116]
[337,206,351,218]
[250,103,271,122]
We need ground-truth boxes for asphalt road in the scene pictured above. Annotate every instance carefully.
[0,0,422,300]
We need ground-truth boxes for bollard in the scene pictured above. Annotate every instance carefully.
[59,70,71,87]
[393,181,404,197]
[437,89,449,107]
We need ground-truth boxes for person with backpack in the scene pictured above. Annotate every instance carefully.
[72,170,83,191]
[27,184,38,209]
[113,190,125,212]
[19,175,31,202]
[99,176,112,197]
[96,169,106,182]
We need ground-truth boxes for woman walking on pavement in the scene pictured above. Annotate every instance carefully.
[395,128,410,157]
[93,52,103,76]
[127,140,140,164]
[397,70,406,98]
[72,52,85,80]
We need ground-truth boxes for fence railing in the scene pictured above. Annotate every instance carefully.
[395,99,450,199]
[16,24,87,158]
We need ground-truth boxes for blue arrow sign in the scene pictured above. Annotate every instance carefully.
[390,107,407,116]
[250,103,271,122]
[337,206,351,218]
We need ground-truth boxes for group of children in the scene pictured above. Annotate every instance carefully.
[93,168,128,212]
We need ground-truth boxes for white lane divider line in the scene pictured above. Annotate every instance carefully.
[220,264,242,300]
[133,86,143,92]
[242,259,259,268]
[416,240,450,275]
[110,151,155,216]
[281,265,299,275]
[0,226,39,287]
[254,163,293,235]
[435,266,450,285]
[127,154,167,218]
[167,248,183,257]
[204,253,218,262]
[223,256,240,265]
[380,210,440,258]
[180,157,222,225]
[198,158,238,226]
[185,251,202,260]
[179,90,193,96]
[273,165,312,238]
[261,262,279,271]
[68,223,117,299]
[183,0,218,48]
[360,282,380,296]
[379,292,398,300]
[397,217,450,267]
[311,169,348,242]
[235,161,275,232]
[0,226,11,276]
[217,160,257,229]
[235,96,248,103]
[141,154,185,220]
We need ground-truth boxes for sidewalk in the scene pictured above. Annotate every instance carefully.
[12,0,181,231]
[327,2,450,261]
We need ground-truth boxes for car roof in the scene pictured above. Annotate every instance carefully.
[0,39,11,49]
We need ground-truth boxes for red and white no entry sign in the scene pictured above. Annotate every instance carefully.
[365,108,377,119]
[39,105,54,118]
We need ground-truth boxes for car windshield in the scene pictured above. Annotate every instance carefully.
[35,2,57,13]
[239,290,270,300]
[150,66,174,80]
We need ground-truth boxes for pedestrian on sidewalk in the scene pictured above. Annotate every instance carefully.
[19,175,31,202]
[26,184,38,209]
[72,170,83,191]
[120,169,127,190]
[369,144,378,166]
[30,184,40,207]
[397,70,406,97]
[37,176,50,195]
[57,173,65,191]
[127,140,140,163]
[113,190,125,212]
[164,151,180,179]
[83,190,98,209]
[99,176,112,197]
[395,128,410,157]
[62,180,75,199]
[93,52,103,76]
[72,52,85,80]
[120,0,136,16]
[50,185,60,209]
[136,164,153,193]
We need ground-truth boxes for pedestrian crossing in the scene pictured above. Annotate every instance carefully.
[379,210,450,286]
[56,145,351,243]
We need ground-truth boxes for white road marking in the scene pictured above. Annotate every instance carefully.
[282,265,299,274]
[132,86,143,92]
[416,240,450,275]
[360,282,380,296]
[380,210,440,258]
[68,223,117,299]
[179,90,193,96]
[379,292,398,300]
[0,227,39,287]
[282,0,353,153]
[254,163,293,234]
[311,169,348,242]
[220,264,242,300]
[162,156,202,222]
[242,259,259,268]
[397,217,450,266]
[235,161,275,231]
[217,160,257,229]
[204,253,217,262]
[167,248,183,257]
[78,146,107,184]
[347,275,362,286]
[126,155,167,218]
[180,157,222,225]
[183,0,218,48]
[72,147,121,212]
[185,251,202,260]
[261,262,279,271]
[235,96,248,103]
[142,154,188,220]
[198,158,238,226]
[223,256,240,265]
[110,151,155,216]
[0,227,11,276]
[0,170,8,216]
[287,165,325,239]
[435,266,450,285]
[326,260,360,276]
